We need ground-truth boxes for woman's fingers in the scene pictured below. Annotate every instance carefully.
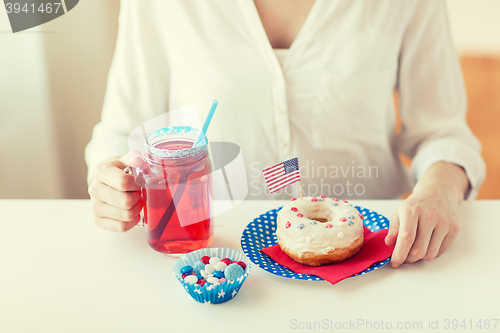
[94,215,141,233]
[90,181,141,210]
[95,160,140,192]
[92,198,143,222]
[390,205,418,268]
[385,210,400,246]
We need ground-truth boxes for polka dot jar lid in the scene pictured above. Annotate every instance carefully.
[241,206,391,281]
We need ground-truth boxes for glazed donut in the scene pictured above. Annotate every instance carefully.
[276,196,364,266]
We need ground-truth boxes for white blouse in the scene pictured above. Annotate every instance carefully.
[85,0,485,200]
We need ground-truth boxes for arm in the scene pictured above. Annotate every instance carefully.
[386,0,486,266]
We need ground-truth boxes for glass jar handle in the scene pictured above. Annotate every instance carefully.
[124,166,145,228]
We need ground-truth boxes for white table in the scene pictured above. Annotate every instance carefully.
[1,200,499,333]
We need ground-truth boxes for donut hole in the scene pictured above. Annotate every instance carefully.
[311,217,329,223]
[307,208,337,223]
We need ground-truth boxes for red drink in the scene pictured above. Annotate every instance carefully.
[142,129,213,254]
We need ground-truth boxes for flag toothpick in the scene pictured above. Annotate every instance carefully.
[263,157,301,195]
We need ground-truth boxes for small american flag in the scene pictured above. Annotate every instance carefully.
[263,157,301,193]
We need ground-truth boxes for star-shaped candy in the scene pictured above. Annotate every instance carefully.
[337,232,345,239]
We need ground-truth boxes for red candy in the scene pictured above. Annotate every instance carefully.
[343,200,349,203]
[332,198,338,201]
[285,221,291,228]
[320,195,326,198]
[297,213,304,217]
[182,274,188,279]
[201,256,210,264]
[291,197,297,201]
[199,280,206,287]
[291,207,298,212]
[197,279,204,284]
[311,197,318,202]
[326,223,333,228]
[340,217,347,222]
[221,258,232,265]
[235,261,246,270]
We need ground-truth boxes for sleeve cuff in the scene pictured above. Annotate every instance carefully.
[410,138,486,200]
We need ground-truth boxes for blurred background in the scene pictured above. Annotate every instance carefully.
[0,0,499,200]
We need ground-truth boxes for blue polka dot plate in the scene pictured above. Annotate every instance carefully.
[240,205,391,281]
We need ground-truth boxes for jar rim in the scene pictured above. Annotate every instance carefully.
[144,126,208,159]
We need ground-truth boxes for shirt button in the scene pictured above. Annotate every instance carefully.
[280,141,287,147]
[277,109,285,115]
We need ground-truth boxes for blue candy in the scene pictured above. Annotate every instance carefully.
[310,220,317,225]
[297,223,304,229]
[180,265,193,274]
[191,261,205,274]
[347,214,355,220]
[348,220,354,226]
[225,263,245,281]
[213,271,224,278]
[318,197,324,201]
[196,274,203,280]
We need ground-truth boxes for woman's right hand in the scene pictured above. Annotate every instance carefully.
[88,155,143,232]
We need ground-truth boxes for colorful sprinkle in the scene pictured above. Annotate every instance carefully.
[337,232,345,239]
[311,197,318,202]
[332,202,338,206]
[340,217,347,222]
[343,200,349,203]
[285,221,291,228]
[326,223,333,228]
[297,213,304,217]
[291,207,298,212]
[348,220,354,225]
[306,235,313,242]
[297,223,304,229]
[332,198,338,201]
[310,220,317,225]
[291,197,297,201]
[337,221,347,226]
[347,214,355,219]
[318,197,324,201]
[320,195,326,198]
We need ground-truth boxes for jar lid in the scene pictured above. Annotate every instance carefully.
[144,126,208,158]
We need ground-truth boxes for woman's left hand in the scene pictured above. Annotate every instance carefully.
[385,161,469,268]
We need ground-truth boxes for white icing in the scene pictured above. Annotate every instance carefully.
[276,197,363,255]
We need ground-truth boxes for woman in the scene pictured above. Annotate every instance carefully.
[86,0,485,267]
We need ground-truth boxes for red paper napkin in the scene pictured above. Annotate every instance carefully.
[260,227,394,285]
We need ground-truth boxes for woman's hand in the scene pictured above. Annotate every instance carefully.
[385,162,469,267]
[88,155,143,232]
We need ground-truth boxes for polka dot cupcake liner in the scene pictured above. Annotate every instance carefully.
[241,205,390,281]
[173,248,252,304]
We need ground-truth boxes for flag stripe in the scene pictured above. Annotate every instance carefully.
[263,157,300,193]
[267,171,300,187]
[268,176,301,193]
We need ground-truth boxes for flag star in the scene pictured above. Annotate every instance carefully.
[218,290,226,298]
[306,235,313,242]
[337,232,345,239]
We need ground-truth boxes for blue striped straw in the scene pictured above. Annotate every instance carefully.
[193,100,218,147]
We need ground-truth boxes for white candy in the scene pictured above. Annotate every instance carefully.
[209,257,221,265]
[200,269,208,278]
[207,277,220,285]
[184,275,198,285]
[215,262,227,271]
[204,264,215,274]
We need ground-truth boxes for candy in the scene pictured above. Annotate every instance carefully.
[347,214,355,220]
[285,221,291,228]
[311,197,318,202]
[234,261,246,270]
[320,195,326,198]
[340,217,347,222]
[215,261,228,271]
[184,275,198,285]
[200,269,209,278]
[207,277,220,285]
[180,265,193,275]
[219,278,227,283]
[332,202,338,206]
[195,274,203,280]
[337,232,345,239]
[225,263,245,281]
[343,200,349,203]
[291,197,297,201]
[326,223,333,228]
[221,258,232,265]
[318,197,324,201]
[205,264,216,275]
[209,257,221,265]
[191,261,205,274]
[332,198,338,201]
[348,220,354,225]
[201,256,210,264]
[291,207,298,212]
[297,213,304,217]
[198,279,206,287]
[214,271,224,278]
[297,223,304,229]
[181,274,188,279]
[310,220,317,225]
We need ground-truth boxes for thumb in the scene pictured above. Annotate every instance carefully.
[385,209,400,246]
